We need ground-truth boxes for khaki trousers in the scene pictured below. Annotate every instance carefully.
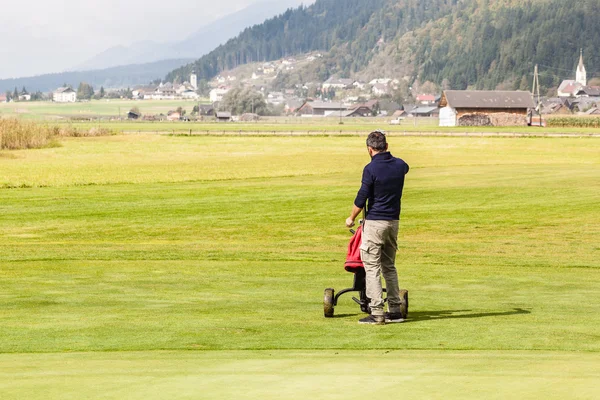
[360,220,401,316]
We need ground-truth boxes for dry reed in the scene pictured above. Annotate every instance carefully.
[0,119,114,150]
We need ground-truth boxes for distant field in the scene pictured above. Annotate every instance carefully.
[2,100,599,135]
[0,99,208,119]
[1,134,599,398]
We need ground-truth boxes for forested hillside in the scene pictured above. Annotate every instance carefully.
[167,0,600,93]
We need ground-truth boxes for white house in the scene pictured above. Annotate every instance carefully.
[372,83,390,97]
[53,87,77,103]
[210,87,230,103]
[323,77,353,90]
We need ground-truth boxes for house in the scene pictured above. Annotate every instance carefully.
[0,94,7,103]
[439,90,535,127]
[570,97,598,113]
[127,109,141,120]
[262,63,276,74]
[322,77,354,90]
[210,87,230,103]
[558,80,583,97]
[198,104,215,116]
[575,86,600,98]
[378,99,401,113]
[53,87,77,103]
[372,83,391,97]
[18,89,31,101]
[369,78,391,85]
[585,107,600,115]
[353,81,366,90]
[343,100,379,117]
[181,89,200,100]
[409,106,439,118]
[167,111,181,121]
[392,110,407,118]
[416,94,437,105]
[216,111,232,122]
[284,99,304,115]
[542,102,571,115]
[297,101,347,116]
[267,92,285,105]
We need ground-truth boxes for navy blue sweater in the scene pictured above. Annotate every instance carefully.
[354,152,409,220]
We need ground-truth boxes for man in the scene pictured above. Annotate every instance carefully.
[346,131,409,325]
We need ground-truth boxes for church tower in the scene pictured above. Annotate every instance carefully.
[576,49,587,86]
[191,71,198,90]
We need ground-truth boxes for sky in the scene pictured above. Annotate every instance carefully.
[0,0,313,79]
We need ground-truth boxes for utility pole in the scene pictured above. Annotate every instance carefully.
[531,64,542,126]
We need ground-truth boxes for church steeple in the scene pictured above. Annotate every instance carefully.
[576,48,587,86]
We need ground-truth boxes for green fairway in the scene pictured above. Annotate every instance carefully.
[1,351,599,399]
[0,135,599,398]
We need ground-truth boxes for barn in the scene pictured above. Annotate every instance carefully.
[439,90,535,127]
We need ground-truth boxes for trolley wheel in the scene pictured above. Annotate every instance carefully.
[399,289,409,319]
[324,288,335,318]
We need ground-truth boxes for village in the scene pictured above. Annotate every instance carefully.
[1,51,598,127]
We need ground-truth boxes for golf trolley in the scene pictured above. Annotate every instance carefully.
[323,224,408,319]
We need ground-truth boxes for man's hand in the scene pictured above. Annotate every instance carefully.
[345,217,355,228]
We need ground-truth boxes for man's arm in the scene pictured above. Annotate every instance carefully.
[347,166,372,227]
[346,205,363,228]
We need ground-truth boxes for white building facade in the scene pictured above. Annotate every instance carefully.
[53,87,77,103]
[210,87,230,103]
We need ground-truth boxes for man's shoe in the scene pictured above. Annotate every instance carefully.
[359,314,385,325]
[385,312,405,323]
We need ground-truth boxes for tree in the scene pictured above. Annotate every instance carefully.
[220,87,268,115]
[175,106,186,116]
[13,87,19,102]
[196,79,210,97]
[77,82,95,100]
[99,86,105,98]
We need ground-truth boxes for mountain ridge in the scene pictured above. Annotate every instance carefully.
[167,0,600,94]
[0,59,194,93]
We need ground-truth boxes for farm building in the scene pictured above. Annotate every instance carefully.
[53,87,77,103]
[439,90,535,127]
[216,111,232,122]
[297,101,347,116]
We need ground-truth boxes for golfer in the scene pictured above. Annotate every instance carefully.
[346,131,409,325]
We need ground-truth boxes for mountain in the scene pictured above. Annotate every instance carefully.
[0,59,193,93]
[75,0,307,71]
[166,0,600,94]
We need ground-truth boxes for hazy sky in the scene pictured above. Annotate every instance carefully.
[1,0,312,79]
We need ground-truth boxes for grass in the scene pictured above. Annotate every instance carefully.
[0,135,599,398]
[69,119,600,135]
[3,99,600,135]
[0,99,207,119]
[2,351,599,399]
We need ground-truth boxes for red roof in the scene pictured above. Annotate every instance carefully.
[416,94,436,102]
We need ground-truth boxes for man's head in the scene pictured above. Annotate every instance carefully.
[366,130,388,157]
